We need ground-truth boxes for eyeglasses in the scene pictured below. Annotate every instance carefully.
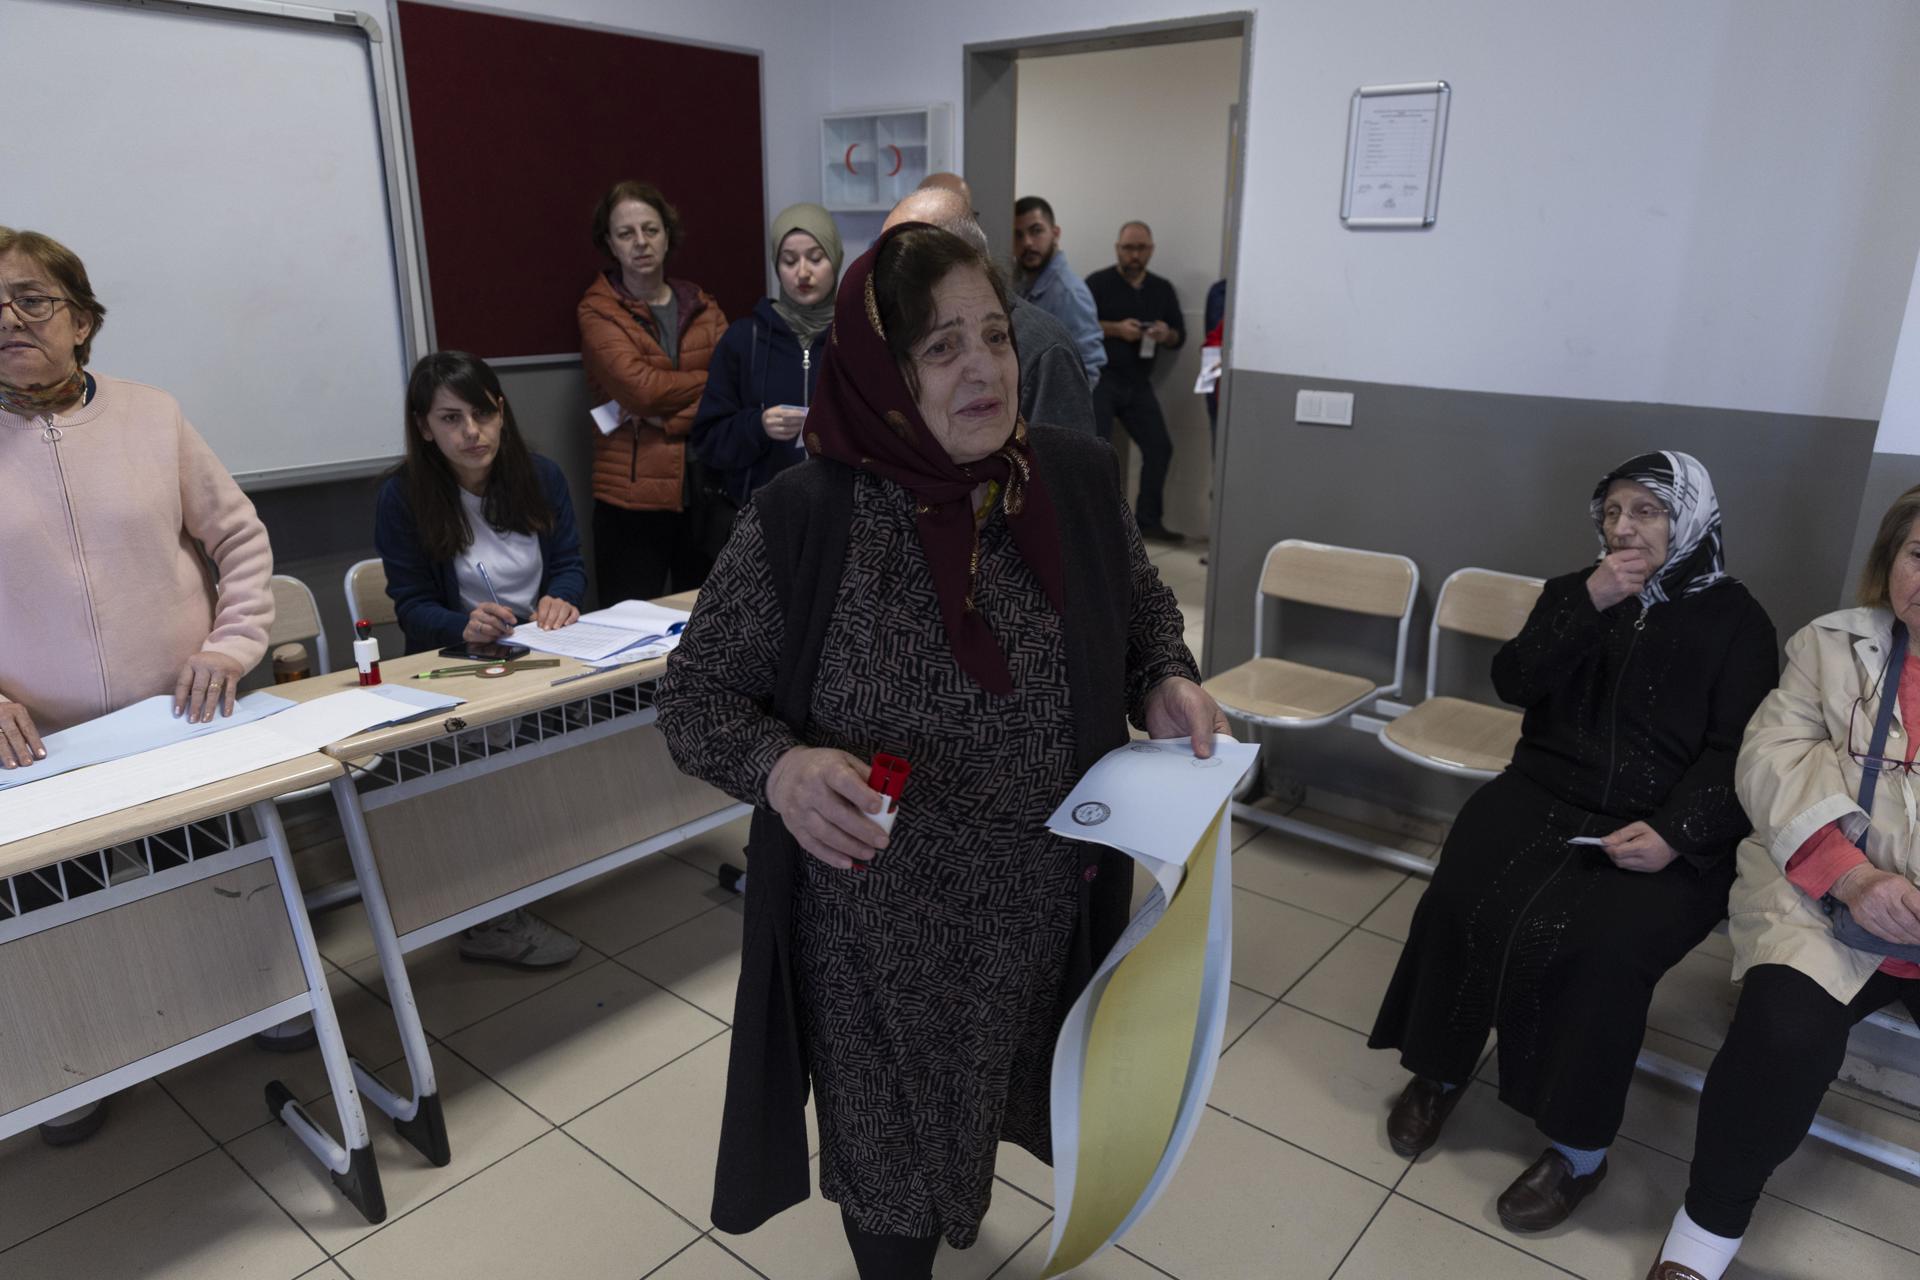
[0,295,69,323]
[1848,694,1919,774]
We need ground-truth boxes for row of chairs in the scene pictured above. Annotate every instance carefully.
[264,560,396,679]
[1201,539,1544,869]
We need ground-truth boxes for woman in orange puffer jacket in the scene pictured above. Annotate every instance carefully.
[578,179,728,602]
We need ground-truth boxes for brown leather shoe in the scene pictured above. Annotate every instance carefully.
[1386,1076,1463,1158]
[1645,1264,1708,1280]
[1496,1148,1608,1232]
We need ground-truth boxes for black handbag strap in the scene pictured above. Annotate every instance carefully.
[1856,620,1910,829]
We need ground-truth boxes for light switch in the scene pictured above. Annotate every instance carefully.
[1295,389,1355,426]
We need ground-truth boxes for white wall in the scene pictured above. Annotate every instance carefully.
[827,0,1920,421]
[1015,39,1241,536]
[412,0,833,226]
[1874,261,1920,455]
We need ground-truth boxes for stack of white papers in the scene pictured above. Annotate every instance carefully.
[512,600,692,668]
[0,692,295,792]
[0,686,463,847]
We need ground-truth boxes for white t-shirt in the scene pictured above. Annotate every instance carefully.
[453,488,542,617]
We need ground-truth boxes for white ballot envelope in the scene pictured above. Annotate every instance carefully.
[1039,735,1259,1277]
[589,398,626,436]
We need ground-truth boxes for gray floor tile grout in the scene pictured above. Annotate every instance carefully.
[0,1141,217,1262]
[1325,1190,1395,1279]
[704,1230,775,1279]
[635,1235,707,1279]
[1226,876,1407,932]
[1207,1106,1407,1195]
[555,1025,732,1130]
[981,1218,1052,1279]
[324,1125,556,1262]
[551,1125,716,1247]
[1381,1193,1590,1279]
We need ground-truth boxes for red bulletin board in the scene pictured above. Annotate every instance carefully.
[396,2,766,358]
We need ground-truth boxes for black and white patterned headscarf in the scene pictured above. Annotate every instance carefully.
[1589,450,1729,607]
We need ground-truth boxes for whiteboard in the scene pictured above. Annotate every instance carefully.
[4,0,424,486]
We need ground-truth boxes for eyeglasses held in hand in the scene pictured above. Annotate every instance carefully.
[1849,695,1919,775]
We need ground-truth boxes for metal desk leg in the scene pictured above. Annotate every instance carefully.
[255,799,387,1222]
[326,775,450,1167]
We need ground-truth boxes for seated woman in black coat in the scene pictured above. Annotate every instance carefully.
[1368,451,1778,1233]
[374,350,587,968]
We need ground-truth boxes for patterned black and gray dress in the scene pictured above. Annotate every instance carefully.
[663,470,1193,1246]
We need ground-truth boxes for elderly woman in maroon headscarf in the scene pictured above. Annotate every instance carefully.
[657,224,1224,1278]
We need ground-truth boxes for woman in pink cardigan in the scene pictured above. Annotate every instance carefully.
[0,227,274,1144]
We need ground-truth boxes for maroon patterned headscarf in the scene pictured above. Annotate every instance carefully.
[804,223,1066,694]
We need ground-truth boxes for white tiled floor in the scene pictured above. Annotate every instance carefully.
[5,544,1918,1278]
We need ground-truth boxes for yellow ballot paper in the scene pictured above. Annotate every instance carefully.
[1040,736,1258,1276]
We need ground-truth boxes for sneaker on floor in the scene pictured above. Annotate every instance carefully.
[459,909,582,969]
[39,1099,108,1147]
[1138,523,1186,545]
[252,1013,318,1053]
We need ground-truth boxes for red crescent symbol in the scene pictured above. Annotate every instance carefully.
[886,145,903,176]
[843,143,860,175]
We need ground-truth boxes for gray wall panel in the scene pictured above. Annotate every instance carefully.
[1206,370,1878,817]
[1841,451,1920,610]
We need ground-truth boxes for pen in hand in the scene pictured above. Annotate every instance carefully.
[474,562,525,632]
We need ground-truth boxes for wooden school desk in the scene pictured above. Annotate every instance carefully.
[280,598,745,1166]
[0,756,389,1222]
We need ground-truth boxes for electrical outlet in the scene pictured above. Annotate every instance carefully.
[1294,389,1355,427]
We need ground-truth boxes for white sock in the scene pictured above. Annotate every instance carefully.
[1656,1206,1741,1280]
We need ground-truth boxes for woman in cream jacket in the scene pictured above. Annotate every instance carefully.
[1646,486,1920,1280]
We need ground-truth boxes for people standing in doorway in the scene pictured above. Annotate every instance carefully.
[578,179,727,604]
[693,203,843,514]
[1085,221,1184,542]
[1011,197,1105,391]
[889,178,1096,435]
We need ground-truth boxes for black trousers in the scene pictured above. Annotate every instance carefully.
[1686,963,1920,1237]
[842,1208,939,1279]
[1370,771,1734,1148]
[592,501,716,605]
[1092,375,1173,529]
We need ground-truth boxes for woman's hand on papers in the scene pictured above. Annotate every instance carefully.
[767,746,889,870]
[531,596,580,630]
[0,699,46,768]
[1143,677,1230,759]
[1833,864,1920,947]
[173,651,244,723]
[464,602,519,643]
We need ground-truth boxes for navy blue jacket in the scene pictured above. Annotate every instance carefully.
[374,454,587,654]
[691,298,824,507]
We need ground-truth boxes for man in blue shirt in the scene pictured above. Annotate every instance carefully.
[1012,197,1106,391]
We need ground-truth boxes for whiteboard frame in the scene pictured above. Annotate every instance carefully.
[68,0,431,490]
[1340,80,1450,230]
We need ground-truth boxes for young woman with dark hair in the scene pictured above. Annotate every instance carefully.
[374,350,586,968]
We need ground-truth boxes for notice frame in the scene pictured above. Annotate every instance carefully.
[1341,80,1450,228]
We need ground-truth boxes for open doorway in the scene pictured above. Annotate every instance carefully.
[966,16,1252,659]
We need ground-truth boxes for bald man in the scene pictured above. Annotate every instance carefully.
[1086,220,1184,542]
[884,186,1095,435]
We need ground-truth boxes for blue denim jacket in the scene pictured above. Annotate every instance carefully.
[1018,251,1107,388]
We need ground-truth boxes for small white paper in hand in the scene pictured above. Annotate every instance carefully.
[589,398,626,436]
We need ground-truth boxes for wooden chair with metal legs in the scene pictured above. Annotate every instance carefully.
[343,557,396,632]
[1204,539,1423,870]
[1377,567,1543,779]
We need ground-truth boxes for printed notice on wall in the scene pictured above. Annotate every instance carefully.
[1342,82,1450,228]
